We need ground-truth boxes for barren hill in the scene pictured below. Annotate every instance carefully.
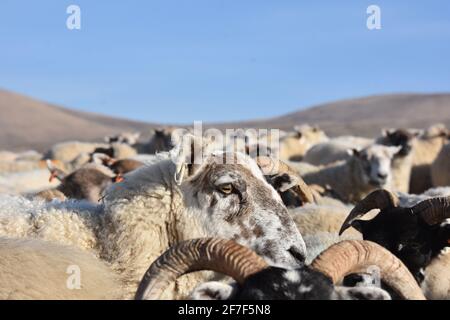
[0,89,155,151]
[1,89,450,152]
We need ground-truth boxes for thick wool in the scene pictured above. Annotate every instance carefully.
[45,141,110,163]
[99,155,208,299]
[421,248,450,300]
[0,237,120,300]
[431,143,450,188]
[0,195,100,251]
[0,169,60,194]
[289,203,357,237]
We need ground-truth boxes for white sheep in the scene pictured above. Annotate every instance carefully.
[45,141,110,163]
[0,150,42,162]
[396,187,450,207]
[431,142,450,188]
[0,169,60,194]
[0,237,120,300]
[302,144,401,203]
[410,124,449,194]
[0,139,307,300]
[421,247,450,300]
[279,124,329,161]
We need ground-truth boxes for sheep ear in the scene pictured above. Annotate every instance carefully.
[333,286,391,300]
[104,136,113,143]
[388,145,402,157]
[190,282,236,300]
[350,219,368,234]
[268,173,298,193]
[347,148,360,157]
[46,160,66,182]
[381,128,394,137]
[170,134,211,184]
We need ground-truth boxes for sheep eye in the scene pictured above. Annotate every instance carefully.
[218,183,233,195]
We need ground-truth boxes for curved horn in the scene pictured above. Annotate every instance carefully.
[135,238,268,300]
[311,240,426,300]
[339,189,399,235]
[256,156,315,204]
[411,197,450,225]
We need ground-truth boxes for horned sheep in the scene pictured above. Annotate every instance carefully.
[0,138,307,300]
[136,238,424,300]
[339,189,450,298]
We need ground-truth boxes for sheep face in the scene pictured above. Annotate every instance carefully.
[350,208,447,282]
[382,129,417,157]
[191,267,390,300]
[182,152,307,269]
[105,132,140,145]
[352,145,400,188]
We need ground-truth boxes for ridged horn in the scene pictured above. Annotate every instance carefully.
[256,156,315,204]
[339,189,399,235]
[135,238,268,300]
[411,196,450,225]
[311,240,426,300]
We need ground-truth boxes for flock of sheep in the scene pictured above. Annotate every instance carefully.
[0,123,449,300]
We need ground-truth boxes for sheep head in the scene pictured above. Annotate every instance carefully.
[171,134,307,269]
[135,238,424,300]
[340,189,450,282]
[381,128,419,157]
[349,144,401,188]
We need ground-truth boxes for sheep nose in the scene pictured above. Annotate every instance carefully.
[288,246,305,266]
[377,172,388,180]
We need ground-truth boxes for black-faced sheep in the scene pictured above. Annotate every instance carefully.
[339,189,450,288]
[135,238,424,300]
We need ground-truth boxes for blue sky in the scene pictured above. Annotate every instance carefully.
[0,1,449,123]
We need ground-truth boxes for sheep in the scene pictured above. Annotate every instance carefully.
[421,247,450,300]
[376,129,418,193]
[69,143,138,170]
[0,159,63,175]
[105,132,141,145]
[410,124,449,194]
[0,237,120,300]
[0,169,60,194]
[302,144,401,203]
[339,189,450,285]
[0,150,42,162]
[0,151,17,162]
[0,137,307,299]
[279,124,329,161]
[32,188,67,202]
[46,161,118,203]
[397,187,450,207]
[431,142,450,188]
[135,238,424,300]
[331,136,374,148]
[290,203,355,237]
[135,127,176,154]
[303,141,355,166]
[0,195,101,251]
[304,129,416,194]
[45,141,110,163]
